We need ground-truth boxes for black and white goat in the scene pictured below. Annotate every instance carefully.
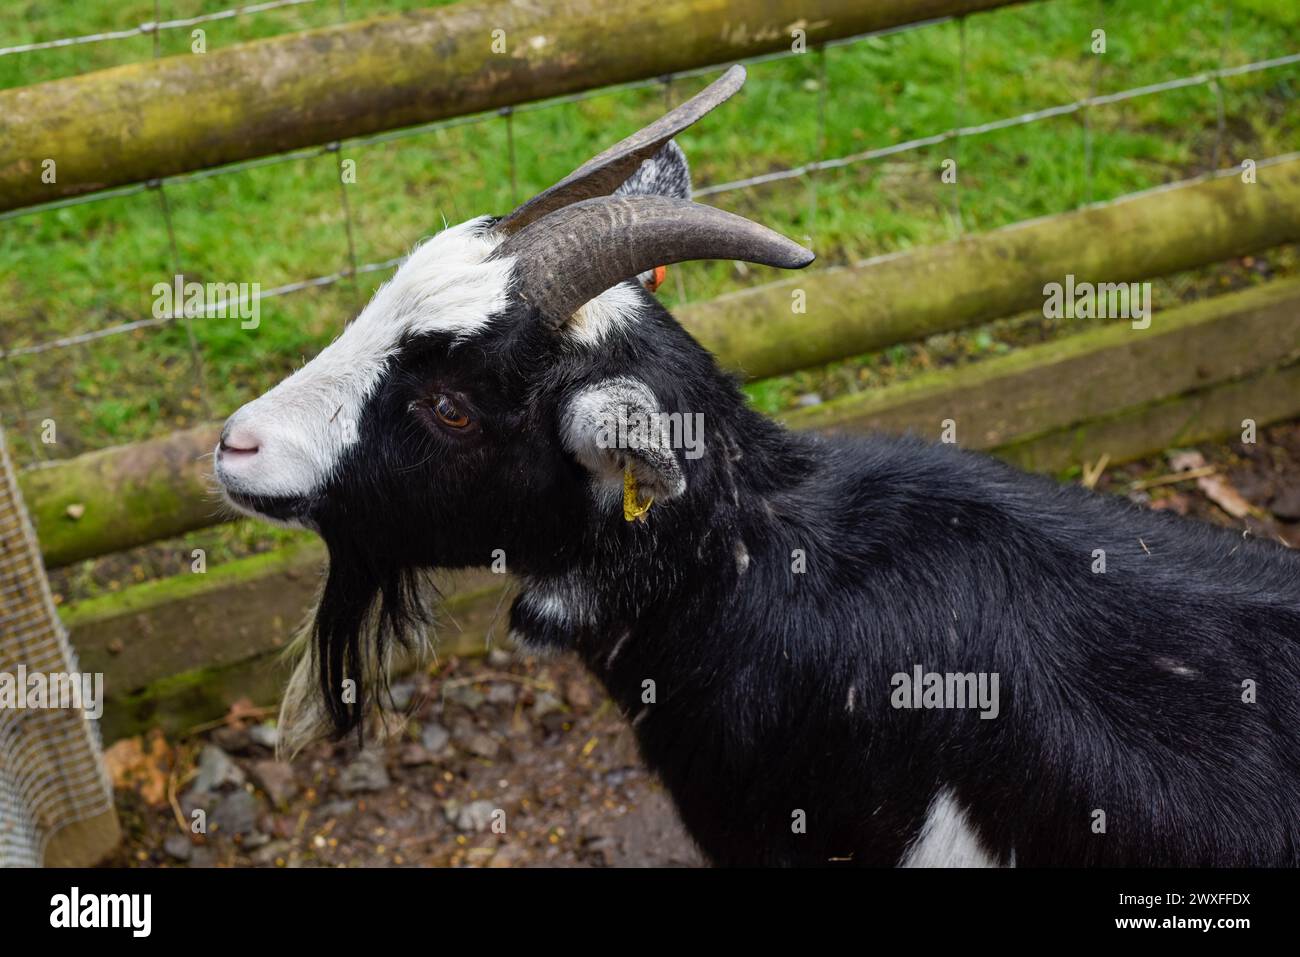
[215,66,1300,867]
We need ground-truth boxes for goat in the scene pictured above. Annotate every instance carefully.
[214,65,1300,866]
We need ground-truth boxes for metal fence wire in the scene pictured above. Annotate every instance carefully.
[0,1,1297,462]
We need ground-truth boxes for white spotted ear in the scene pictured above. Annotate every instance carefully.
[561,377,687,502]
[615,140,692,203]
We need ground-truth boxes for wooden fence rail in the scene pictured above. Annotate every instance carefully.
[0,0,1027,213]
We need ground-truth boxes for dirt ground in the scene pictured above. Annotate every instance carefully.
[105,648,705,868]
[103,421,1300,868]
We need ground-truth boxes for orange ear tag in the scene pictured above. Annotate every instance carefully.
[644,265,668,294]
[623,467,654,523]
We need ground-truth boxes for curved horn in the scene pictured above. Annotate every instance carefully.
[494,195,815,327]
[496,65,747,235]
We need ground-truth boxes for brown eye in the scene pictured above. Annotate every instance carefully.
[433,394,470,429]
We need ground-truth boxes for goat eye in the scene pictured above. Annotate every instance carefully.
[432,394,471,429]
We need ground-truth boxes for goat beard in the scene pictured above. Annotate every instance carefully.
[277,535,437,758]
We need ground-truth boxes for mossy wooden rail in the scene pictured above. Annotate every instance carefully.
[22,157,1300,569]
[0,0,1027,213]
[61,275,1300,741]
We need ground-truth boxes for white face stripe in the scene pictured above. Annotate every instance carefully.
[218,215,644,501]
[899,789,1004,868]
[219,217,512,499]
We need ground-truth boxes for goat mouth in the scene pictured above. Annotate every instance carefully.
[222,488,313,525]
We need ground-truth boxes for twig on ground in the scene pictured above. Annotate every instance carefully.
[1129,464,1218,491]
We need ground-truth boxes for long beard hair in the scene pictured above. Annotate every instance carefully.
[277,531,436,757]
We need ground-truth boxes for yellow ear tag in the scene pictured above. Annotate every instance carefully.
[623,467,654,523]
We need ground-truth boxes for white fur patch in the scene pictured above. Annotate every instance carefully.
[561,377,686,507]
[899,789,1003,868]
[519,574,594,628]
[217,217,512,500]
[523,591,571,624]
[734,539,750,573]
[567,281,643,345]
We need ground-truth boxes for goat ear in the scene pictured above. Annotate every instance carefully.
[615,140,692,202]
[561,378,686,503]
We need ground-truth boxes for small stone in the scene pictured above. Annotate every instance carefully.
[388,679,418,711]
[65,503,85,520]
[795,392,823,408]
[464,733,500,760]
[179,791,210,820]
[241,831,272,850]
[248,760,298,807]
[531,691,563,720]
[210,789,260,836]
[488,844,527,868]
[397,743,433,767]
[210,726,252,754]
[445,684,485,709]
[564,679,593,711]
[452,722,500,760]
[447,799,497,832]
[486,682,516,706]
[162,834,193,862]
[420,722,450,753]
[191,744,246,793]
[251,839,293,866]
[604,768,632,788]
[338,750,390,794]
[487,648,513,668]
[248,722,279,749]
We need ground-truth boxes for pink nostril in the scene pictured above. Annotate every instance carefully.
[220,427,261,456]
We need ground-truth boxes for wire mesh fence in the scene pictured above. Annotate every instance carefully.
[0,0,321,58]
[0,426,116,866]
[1,0,1298,469]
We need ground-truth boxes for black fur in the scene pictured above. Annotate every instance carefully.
[300,289,1300,867]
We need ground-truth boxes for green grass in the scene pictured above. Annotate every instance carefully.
[2,0,1299,594]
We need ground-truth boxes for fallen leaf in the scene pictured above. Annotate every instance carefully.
[103,730,172,806]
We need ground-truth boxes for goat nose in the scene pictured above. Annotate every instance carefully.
[220,423,261,456]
